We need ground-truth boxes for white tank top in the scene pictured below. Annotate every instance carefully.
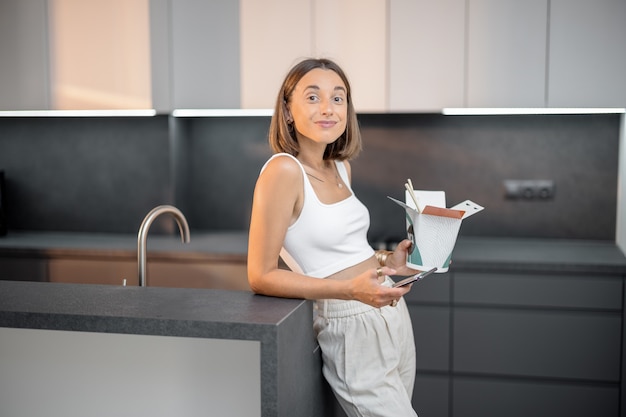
[260,153,375,278]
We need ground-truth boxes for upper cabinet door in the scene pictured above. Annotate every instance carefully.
[466,0,548,108]
[50,0,152,110]
[389,0,466,111]
[169,0,241,110]
[313,0,387,112]
[240,0,387,112]
[0,0,50,110]
[239,0,313,110]
[548,0,626,108]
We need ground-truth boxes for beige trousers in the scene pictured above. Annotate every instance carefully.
[314,284,418,417]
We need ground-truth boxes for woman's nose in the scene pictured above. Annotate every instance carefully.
[320,98,333,115]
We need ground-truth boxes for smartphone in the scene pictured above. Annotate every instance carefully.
[392,267,438,287]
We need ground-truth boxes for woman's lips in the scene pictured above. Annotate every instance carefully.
[316,120,337,128]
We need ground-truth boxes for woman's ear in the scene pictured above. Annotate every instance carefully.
[284,106,293,123]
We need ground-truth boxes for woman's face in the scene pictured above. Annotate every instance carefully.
[287,68,348,147]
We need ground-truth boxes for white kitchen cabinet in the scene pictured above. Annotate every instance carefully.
[313,0,387,112]
[239,0,313,110]
[149,0,243,111]
[3,1,624,112]
[49,0,152,110]
[0,0,50,110]
[239,0,387,112]
[466,0,548,107]
[165,0,626,111]
[548,0,626,107]
[389,0,466,111]
[167,0,241,110]
[389,0,549,110]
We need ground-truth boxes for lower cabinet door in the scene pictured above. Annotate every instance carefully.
[452,377,619,417]
[453,308,621,382]
[413,374,450,417]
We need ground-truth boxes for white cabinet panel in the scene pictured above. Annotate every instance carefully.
[0,0,50,110]
[170,0,240,109]
[50,0,151,110]
[240,0,313,109]
[313,0,387,112]
[389,0,466,111]
[240,0,387,112]
[0,328,261,417]
[548,0,626,107]
[467,0,548,107]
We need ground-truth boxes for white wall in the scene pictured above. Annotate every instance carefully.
[0,327,260,417]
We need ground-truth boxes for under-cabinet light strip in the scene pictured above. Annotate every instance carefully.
[3,108,622,117]
[0,109,157,117]
[442,108,626,115]
[172,109,274,117]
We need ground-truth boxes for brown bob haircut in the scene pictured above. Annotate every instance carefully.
[268,58,362,161]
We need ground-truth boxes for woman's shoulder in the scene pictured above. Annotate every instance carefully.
[260,153,304,183]
[263,152,302,171]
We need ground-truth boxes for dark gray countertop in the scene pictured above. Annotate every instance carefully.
[452,237,626,274]
[0,280,304,339]
[1,231,625,273]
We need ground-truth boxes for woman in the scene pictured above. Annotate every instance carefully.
[247,58,420,417]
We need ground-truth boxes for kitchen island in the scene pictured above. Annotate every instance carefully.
[2,232,626,416]
[0,281,331,417]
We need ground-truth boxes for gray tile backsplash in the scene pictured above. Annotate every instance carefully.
[0,113,620,240]
[0,116,172,234]
[354,113,620,242]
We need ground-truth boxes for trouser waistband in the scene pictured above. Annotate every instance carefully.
[315,276,394,318]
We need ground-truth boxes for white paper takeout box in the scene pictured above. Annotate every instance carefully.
[388,191,484,273]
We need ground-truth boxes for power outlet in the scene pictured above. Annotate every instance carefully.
[504,179,555,200]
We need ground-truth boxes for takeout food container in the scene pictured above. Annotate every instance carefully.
[388,190,483,273]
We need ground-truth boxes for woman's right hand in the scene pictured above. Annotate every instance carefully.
[350,266,412,308]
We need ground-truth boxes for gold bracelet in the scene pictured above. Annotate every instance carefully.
[375,250,393,267]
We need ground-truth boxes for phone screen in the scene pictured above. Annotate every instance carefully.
[392,267,438,287]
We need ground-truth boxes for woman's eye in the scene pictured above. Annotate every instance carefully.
[306,95,319,102]
[333,96,345,104]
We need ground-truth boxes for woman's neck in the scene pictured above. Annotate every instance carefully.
[297,145,328,171]
[298,156,329,171]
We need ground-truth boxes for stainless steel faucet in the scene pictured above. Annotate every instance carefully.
[137,205,190,287]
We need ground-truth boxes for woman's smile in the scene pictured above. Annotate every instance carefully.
[316,120,338,128]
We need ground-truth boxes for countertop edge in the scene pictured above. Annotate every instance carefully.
[0,281,311,341]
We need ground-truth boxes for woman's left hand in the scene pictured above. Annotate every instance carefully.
[387,239,421,276]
